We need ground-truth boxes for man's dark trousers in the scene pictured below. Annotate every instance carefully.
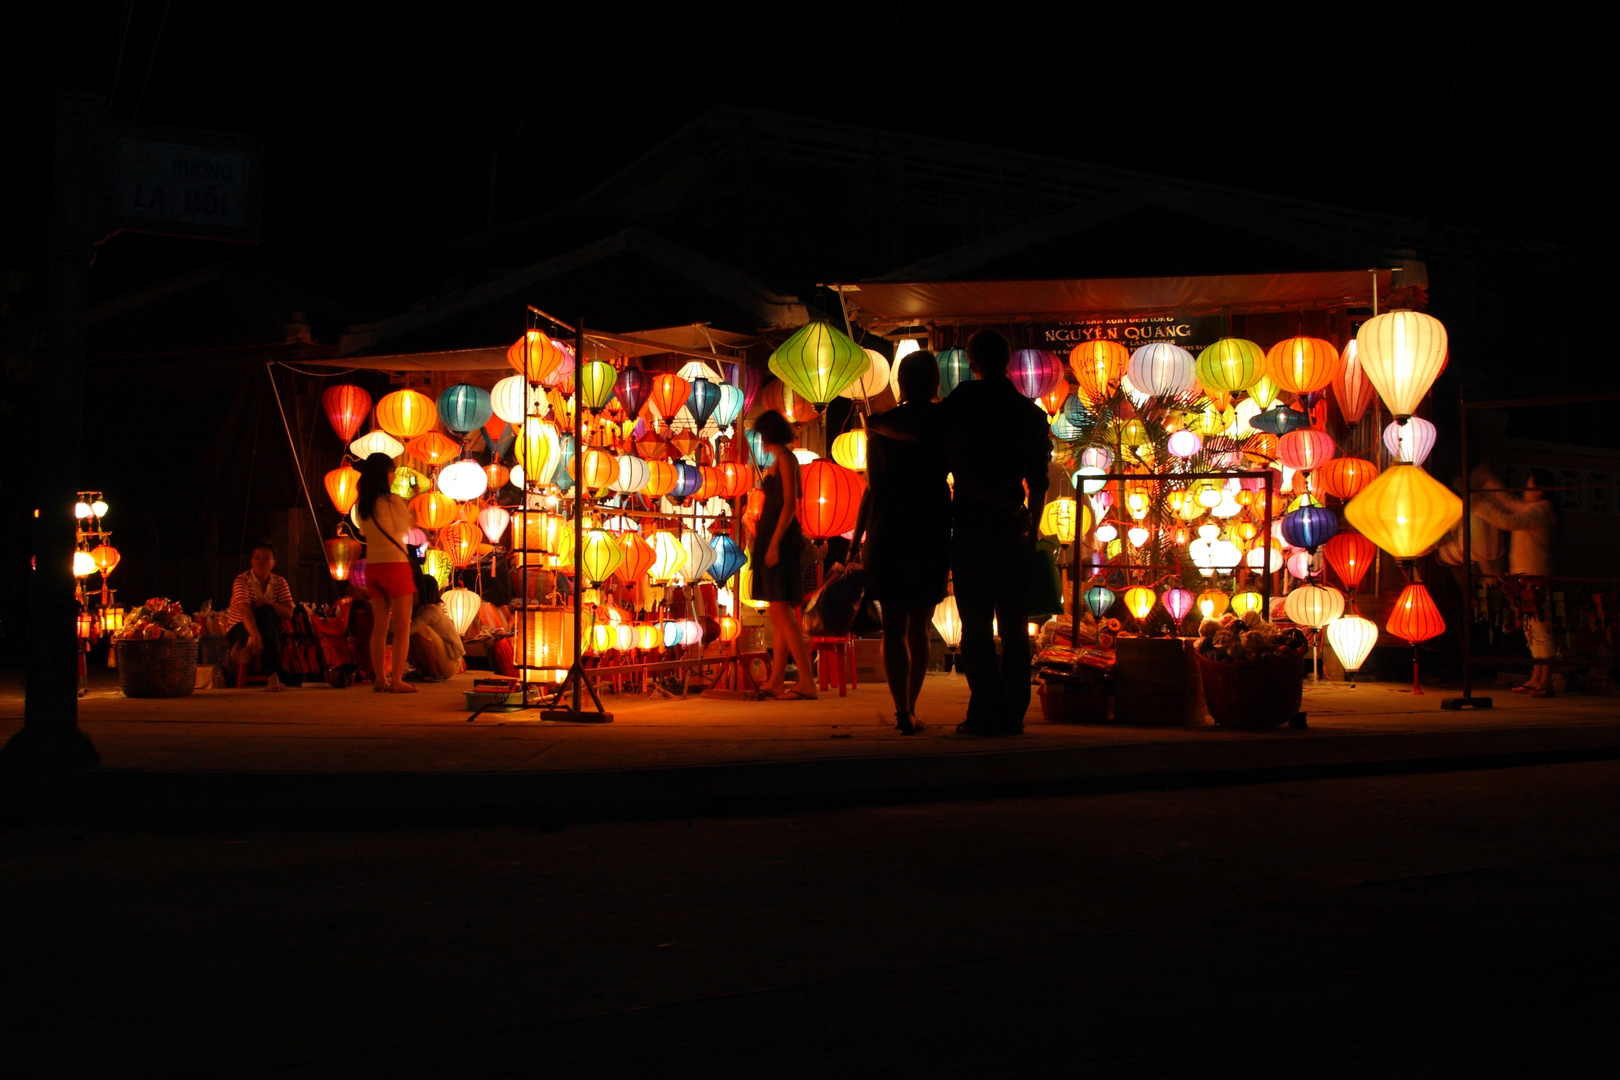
[952,519,1031,731]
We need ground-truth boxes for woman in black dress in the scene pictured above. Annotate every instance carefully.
[749,409,817,700]
[851,351,951,733]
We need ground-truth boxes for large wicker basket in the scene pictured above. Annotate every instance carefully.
[1196,648,1306,729]
[116,637,199,698]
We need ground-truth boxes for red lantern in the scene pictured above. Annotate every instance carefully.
[1387,583,1444,644]
[321,385,371,442]
[1323,531,1376,592]
[744,488,765,527]
[1277,428,1336,471]
[324,530,363,581]
[616,532,655,585]
[407,431,461,467]
[715,461,751,499]
[648,373,690,422]
[1316,458,1380,501]
[438,520,480,568]
[1036,381,1070,417]
[797,460,865,539]
[483,415,507,442]
[757,379,816,423]
[1265,336,1340,395]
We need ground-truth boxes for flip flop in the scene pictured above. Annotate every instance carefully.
[776,689,818,701]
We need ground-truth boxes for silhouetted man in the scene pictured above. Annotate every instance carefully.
[871,330,1050,734]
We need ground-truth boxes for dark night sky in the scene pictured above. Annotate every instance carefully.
[4,2,1614,306]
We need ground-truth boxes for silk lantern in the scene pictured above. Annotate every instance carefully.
[1195,338,1264,396]
[438,520,480,568]
[1127,342,1197,398]
[1229,591,1264,618]
[490,374,548,425]
[1265,336,1340,395]
[574,447,617,492]
[411,492,458,531]
[612,368,651,419]
[1070,340,1129,403]
[831,430,868,471]
[1162,587,1194,623]
[437,460,488,501]
[1252,405,1309,437]
[838,349,892,401]
[1323,531,1376,591]
[484,462,510,491]
[1038,498,1089,544]
[477,506,511,545]
[350,430,404,460]
[1198,590,1230,618]
[1356,310,1447,419]
[684,532,716,580]
[1278,428,1336,472]
[325,465,361,514]
[1248,375,1282,410]
[671,461,702,500]
[1326,615,1378,677]
[649,531,689,581]
[1281,505,1338,552]
[1083,585,1115,618]
[715,461,752,499]
[513,418,555,480]
[1167,430,1202,458]
[757,379,816,424]
[407,431,460,468]
[937,348,975,397]
[930,592,962,647]
[438,588,481,636]
[1343,464,1462,559]
[324,531,363,581]
[1284,583,1345,628]
[437,383,492,434]
[768,321,870,403]
[1382,417,1437,466]
[613,454,651,494]
[617,532,655,585]
[642,460,678,498]
[686,377,721,428]
[798,460,865,538]
[1010,348,1065,399]
[579,529,625,586]
[322,385,372,442]
[1317,458,1380,501]
[1333,338,1376,424]
[712,383,746,428]
[1388,582,1444,643]
[722,361,764,412]
[1037,381,1071,417]
[375,389,436,438]
[421,549,452,588]
[579,361,618,411]
[648,373,691,422]
[1122,586,1156,622]
[709,534,746,583]
[508,330,567,385]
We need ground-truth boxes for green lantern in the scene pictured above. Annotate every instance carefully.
[767,321,870,404]
[1195,338,1264,396]
[579,360,618,411]
[422,548,452,588]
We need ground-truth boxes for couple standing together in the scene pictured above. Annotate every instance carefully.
[749,330,1049,734]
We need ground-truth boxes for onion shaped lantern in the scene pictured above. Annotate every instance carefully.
[375,389,436,438]
[1355,310,1447,419]
[1122,586,1157,622]
[441,588,481,636]
[1281,504,1338,552]
[614,368,652,419]
[768,321,870,404]
[90,543,120,575]
[1070,340,1130,403]
[617,532,655,585]
[1387,582,1445,643]
[437,460,488,502]
[831,430,868,471]
[322,385,372,442]
[579,361,618,411]
[1382,417,1437,466]
[798,460,865,539]
[648,373,691,422]
[1284,583,1345,629]
[507,330,567,385]
[649,531,689,582]
[349,430,404,460]
[1251,405,1309,437]
[324,529,363,581]
[579,529,625,586]
[723,361,764,412]
[686,377,721,428]
[1083,585,1115,618]
[1277,428,1336,472]
[1126,342,1197,398]
[1248,375,1282,410]
[407,431,461,468]
[1265,336,1340,395]
[436,383,492,435]
[1010,348,1065,400]
[1326,615,1378,675]
[937,348,975,398]
[325,465,361,514]
[1323,531,1376,591]
[476,506,510,545]
[838,349,892,401]
[1316,458,1380,501]
[490,374,548,424]
[438,520,480,568]
[411,492,458,531]
[1333,339,1376,425]
[1162,587,1194,623]
[709,534,746,582]
[1195,338,1264,396]
[1343,464,1462,559]
[712,383,746,428]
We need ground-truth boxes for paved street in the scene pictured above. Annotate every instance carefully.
[5,760,1618,1077]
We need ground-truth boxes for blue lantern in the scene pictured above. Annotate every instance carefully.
[687,379,721,429]
[1062,393,1090,426]
[672,461,703,500]
[437,384,492,435]
[938,348,975,397]
[1084,585,1116,618]
[1251,405,1308,437]
[1052,413,1084,440]
[1281,505,1338,552]
[550,436,575,490]
[746,429,776,470]
[709,534,746,583]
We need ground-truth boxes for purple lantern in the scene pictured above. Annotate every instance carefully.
[1009,348,1065,400]
[614,369,652,419]
[723,361,763,413]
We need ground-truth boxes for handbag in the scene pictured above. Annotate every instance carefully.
[1024,540,1064,619]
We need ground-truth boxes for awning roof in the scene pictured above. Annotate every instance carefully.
[294,324,757,372]
[840,270,1395,328]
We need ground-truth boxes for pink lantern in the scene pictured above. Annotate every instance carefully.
[1167,430,1202,458]
[1333,338,1376,425]
[1277,428,1336,472]
[1092,490,1115,510]
[1162,587,1194,622]
[350,559,368,589]
[1009,348,1066,400]
[1286,550,1317,579]
[1382,417,1437,466]
[406,527,428,549]
[477,506,511,545]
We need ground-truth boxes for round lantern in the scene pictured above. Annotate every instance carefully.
[1355,310,1447,419]
[768,321,870,404]
[1051,409,1084,441]
[712,383,746,428]
[1126,342,1197,399]
[719,616,741,643]
[1010,348,1065,400]
[1229,591,1264,618]
[1281,504,1338,552]
[1079,446,1112,471]
[1323,531,1376,591]
[642,461,678,498]
[612,368,652,419]
[1387,582,1445,643]
[721,360,763,413]
[322,385,372,442]
[798,460,865,539]
[1287,550,1320,580]
[1070,340,1129,403]
[573,447,617,492]
[579,529,625,586]
[410,491,458,531]
[757,379,816,423]
[1038,497,1088,544]
[937,348,975,397]
[476,506,510,545]
[437,460,488,501]
[617,532,655,585]
[1167,430,1202,459]
[1247,543,1285,574]
[1197,590,1230,618]
[1265,335,1340,395]
[89,543,120,576]
[831,430,868,471]
[375,389,436,438]
[1195,338,1264,396]
[507,330,567,384]
[1277,428,1336,472]
[1284,583,1345,629]
[349,430,404,460]
[709,534,746,583]
[648,373,691,421]
[579,361,618,411]
[670,461,703,500]
[613,454,651,494]
[715,462,752,499]
[1326,615,1379,675]
[838,349,892,401]
[407,432,461,468]
[513,418,555,479]
[1122,586,1156,622]
[684,532,716,580]
[436,383,492,435]
[1073,466,1107,495]
[438,520,480,568]
[1343,464,1462,559]
[1162,587,1194,623]
[649,531,689,582]
[1333,338,1376,425]
[421,549,452,589]
[324,531,363,581]
[324,465,361,514]
[490,374,548,425]
[1382,417,1437,466]
[1316,458,1380,501]
[1083,585,1115,618]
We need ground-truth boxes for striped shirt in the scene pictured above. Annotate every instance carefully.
[226,571,293,630]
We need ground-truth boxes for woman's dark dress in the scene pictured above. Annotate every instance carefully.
[750,463,805,603]
[863,401,951,608]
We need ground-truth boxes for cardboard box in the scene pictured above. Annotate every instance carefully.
[852,638,883,684]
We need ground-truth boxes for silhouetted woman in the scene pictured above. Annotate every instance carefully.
[355,452,418,693]
[749,409,817,700]
[851,350,950,734]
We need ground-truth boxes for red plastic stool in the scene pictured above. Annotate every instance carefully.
[809,635,855,697]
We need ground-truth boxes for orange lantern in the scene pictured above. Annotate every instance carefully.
[410,491,458,531]
[1276,428,1336,472]
[744,488,765,527]
[1316,458,1380,501]
[1323,531,1377,592]
[90,543,120,575]
[715,461,751,499]
[407,431,461,467]
[572,447,617,491]
[1388,584,1445,643]
[484,462,510,490]
[636,430,668,460]
[482,414,507,442]
[1264,336,1340,395]
[438,520,480,568]
[668,427,703,460]
[648,373,691,421]
[616,531,655,585]
[642,460,678,497]
[1069,340,1130,404]
[797,460,865,539]
[321,384,372,442]
[757,379,816,423]
[719,615,740,643]
[507,330,568,384]
[324,530,363,581]
[324,465,361,514]
[1036,380,1070,417]
[695,465,721,501]
[374,389,437,438]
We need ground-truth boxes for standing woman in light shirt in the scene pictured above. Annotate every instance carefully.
[1474,469,1560,697]
[355,452,418,693]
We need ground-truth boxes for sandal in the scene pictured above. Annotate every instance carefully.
[776,689,818,701]
[1530,687,1555,698]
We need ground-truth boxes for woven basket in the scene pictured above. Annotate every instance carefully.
[116,637,199,698]
[1196,648,1306,729]
[197,634,231,667]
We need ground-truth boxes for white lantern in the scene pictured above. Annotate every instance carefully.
[1126,342,1197,398]
[791,448,820,465]
[1167,430,1202,458]
[1326,615,1379,674]
[678,360,722,384]
[1209,540,1243,572]
[1382,416,1438,466]
[441,588,482,636]
[888,339,922,399]
[1074,465,1107,495]
[476,506,510,545]
[1284,583,1345,629]
[1246,543,1284,574]
[437,460,488,501]
[839,349,892,401]
[349,431,404,460]
[684,531,716,580]
[1355,310,1448,419]
[491,374,548,424]
[932,592,962,648]
[613,454,651,493]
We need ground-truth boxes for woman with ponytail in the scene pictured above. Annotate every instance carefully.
[355,452,418,693]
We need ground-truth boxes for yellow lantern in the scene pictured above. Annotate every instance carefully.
[1247,374,1281,410]
[518,604,574,682]
[72,549,96,577]
[649,531,689,582]
[324,465,361,514]
[578,360,618,411]
[573,447,617,491]
[1070,340,1130,404]
[1038,497,1089,544]
[513,418,555,479]
[719,615,741,643]
[642,460,678,498]
[421,549,452,588]
[634,622,664,650]
[1122,586,1156,621]
[374,389,436,438]
[1264,335,1340,395]
[1119,418,1148,447]
[441,587,482,635]
[1355,310,1447,419]
[508,511,558,552]
[831,429,868,471]
[579,528,625,586]
[1343,464,1463,559]
[1195,338,1265,395]
[1229,591,1264,618]
[508,330,568,385]
[739,558,769,610]
[1197,590,1229,618]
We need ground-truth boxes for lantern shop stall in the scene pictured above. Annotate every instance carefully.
[839,269,1466,720]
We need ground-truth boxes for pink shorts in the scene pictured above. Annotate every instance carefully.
[366,561,416,600]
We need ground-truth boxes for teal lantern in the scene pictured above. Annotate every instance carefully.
[938,348,975,397]
[551,435,575,490]
[436,384,492,435]
[712,383,745,428]
[768,321,870,404]
[746,429,776,470]
[709,534,746,583]
[1084,585,1116,618]
[687,378,721,429]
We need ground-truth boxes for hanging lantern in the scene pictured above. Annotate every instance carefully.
[479,464,508,494]
[550,436,575,489]
[1281,504,1338,553]
[578,529,625,586]
[573,447,617,492]
[694,465,722,501]
[936,348,976,397]
[831,430,868,471]
[89,543,120,575]
[932,593,963,647]
[616,532,655,585]
[1166,430,1202,459]
[349,430,404,460]
[612,368,652,419]
[1118,418,1148,448]
[745,429,779,471]
[648,373,691,421]
[1083,585,1115,618]
[507,330,567,385]
[712,383,746,427]
[668,425,703,461]
[324,465,361,514]
[1326,615,1379,675]
[438,520,480,568]
[1333,338,1376,425]
[1248,375,1282,410]
[1247,542,1285,574]
[434,461,487,502]
[1287,550,1320,580]
[1277,428,1336,472]
[1195,338,1264,396]
[684,532,717,580]
[744,488,765,527]
[1382,417,1438,466]
[649,531,689,581]
[513,418,555,480]
[671,461,703,500]
[642,460,678,498]
[798,460,865,539]
[476,506,511,545]
[715,461,752,499]
[613,454,651,494]
[406,432,459,468]
[709,534,746,582]
[421,549,452,588]
[719,360,762,413]
[767,321,870,403]
[491,374,548,425]
[410,491,458,531]
[757,379,816,424]
[1037,380,1071,417]
[837,349,892,402]
[436,384,492,435]
[1122,586,1157,622]
[1197,590,1230,618]
[1343,464,1462,559]
[1265,336,1340,395]
[322,385,372,442]
[1356,310,1447,419]
[1072,466,1107,496]
[1387,582,1445,643]
[1316,458,1380,501]
[1038,497,1088,544]
[375,389,436,438]
[1229,591,1265,618]
[636,428,669,461]
[684,378,721,429]
[628,622,658,651]
[1162,587,1194,623]
[1251,405,1310,437]
[1070,340,1130,403]
[324,530,363,581]
[1284,583,1345,629]
[1126,342,1197,398]
[578,360,618,411]
[1323,531,1376,592]
[1010,348,1066,400]
[387,466,428,500]
[719,616,741,643]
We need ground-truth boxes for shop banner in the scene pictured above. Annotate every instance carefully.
[1028,315,1227,355]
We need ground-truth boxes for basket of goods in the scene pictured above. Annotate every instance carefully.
[114,597,200,698]
[1194,612,1308,729]
[193,602,233,666]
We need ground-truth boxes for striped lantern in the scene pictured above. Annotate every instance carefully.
[683,532,716,580]
[1323,531,1376,591]
[1264,336,1341,395]
[648,373,691,421]
[438,520,480,568]
[407,431,460,468]
[686,377,721,428]
[436,384,492,435]
[1387,583,1445,643]
[1343,464,1461,559]
[1382,417,1438,466]
[507,330,567,385]
[614,369,651,418]
[1283,583,1345,629]
[349,430,403,460]
[722,361,763,412]
[578,361,618,411]
[490,374,548,424]
[709,534,746,582]
[1126,342,1197,398]
[797,460,865,539]
[616,532,655,585]
[1009,348,1066,400]
[1333,338,1376,424]
[1277,428,1336,472]
[756,379,816,424]
[1281,505,1338,552]
[1316,458,1380,501]
[1355,311,1448,419]
[321,385,372,442]
[375,389,437,438]
[1195,339,1264,396]
[838,349,892,401]
[712,383,746,427]
[476,506,510,545]
[410,492,458,531]
[1326,615,1379,674]
[1069,340,1130,403]
[937,348,975,397]
[768,321,870,403]
[324,465,361,514]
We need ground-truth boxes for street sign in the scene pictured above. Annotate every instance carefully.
[108,123,262,243]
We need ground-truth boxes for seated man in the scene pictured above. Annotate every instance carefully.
[225,541,295,691]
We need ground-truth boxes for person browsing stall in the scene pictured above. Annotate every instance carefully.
[749,409,818,701]
[355,451,419,693]
[225,541,295,692]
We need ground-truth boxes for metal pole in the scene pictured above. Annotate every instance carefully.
[1261,469,1273,615]
[572,318,585,715]
[1443,391,1491,709]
